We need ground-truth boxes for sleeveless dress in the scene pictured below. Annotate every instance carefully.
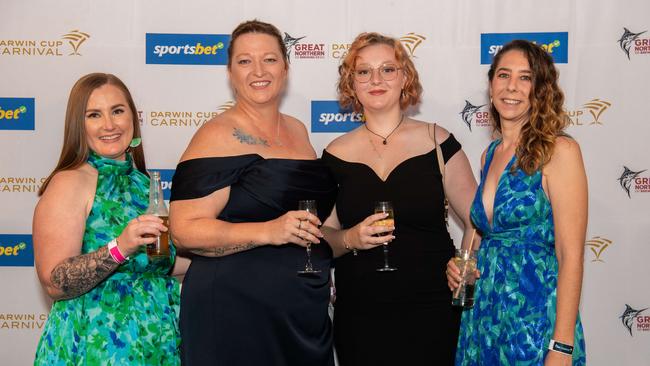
[322,134,463,366]
[34,152,181,366]
[170,154,338,366]
[455,139,585,365]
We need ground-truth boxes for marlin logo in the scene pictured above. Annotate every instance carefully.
[283,32,305,62]
[459,100,486,131]
[584,236,612,262]
[62,30,90,56]
[620,304,648,336]
[618,28,646,60]
[618,166,646,198]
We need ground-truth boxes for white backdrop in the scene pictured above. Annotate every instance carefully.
[1,0,649,365]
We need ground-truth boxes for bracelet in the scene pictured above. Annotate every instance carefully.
[107,239,128,264]
[342,230,358,256]
[548,339,574,356]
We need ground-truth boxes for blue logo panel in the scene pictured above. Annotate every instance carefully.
[480,32,569,64]
[0,98,35,130]
[151,169,175,201]
[146,33,230,65]
[311,101,363,133]
[0,234,34,267]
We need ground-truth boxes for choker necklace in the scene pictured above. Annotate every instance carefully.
[364,114,404,145]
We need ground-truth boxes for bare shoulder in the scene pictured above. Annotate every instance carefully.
[38,165,96,210]
[282,114,309,137]
[324,126,363,157]
[180,113,237,162]
[408,119,451,145]
[546,135,585,174]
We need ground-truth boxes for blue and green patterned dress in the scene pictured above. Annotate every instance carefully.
[456,140,585,365]
[34,152,181,366]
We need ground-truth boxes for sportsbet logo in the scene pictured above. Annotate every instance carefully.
[311,101,363,133]
[146,33,230,65]
[0,235,34,267]
[480,32,569,64]
[0,98,35,130]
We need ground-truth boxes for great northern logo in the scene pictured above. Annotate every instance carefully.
[618,27,649,59]
[618,166,649,198]
[584,236,613,262]
[620,304,649,336]
[567,99,611,126]
[282,33,324,60]
[480,32,568,64]
[0,30,90,57]
[399,33,427,57]
[459,100,489,131]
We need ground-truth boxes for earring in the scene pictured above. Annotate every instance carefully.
[129,137,142,148]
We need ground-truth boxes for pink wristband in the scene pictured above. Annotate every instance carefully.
[107,239,128,264]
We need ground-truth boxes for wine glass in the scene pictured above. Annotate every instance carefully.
[374,201,397,272]
[297,200,321,275]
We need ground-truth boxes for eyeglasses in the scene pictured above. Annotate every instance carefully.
[353,63,402,83]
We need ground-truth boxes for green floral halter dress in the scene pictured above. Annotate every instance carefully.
[34,152,180,366]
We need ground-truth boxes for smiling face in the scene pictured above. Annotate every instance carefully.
[489,50,533,126]
[228,32,288,106]
[84,84,134,161]
[352,43,406,113]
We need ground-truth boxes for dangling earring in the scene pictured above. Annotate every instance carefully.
[125,137,142,153]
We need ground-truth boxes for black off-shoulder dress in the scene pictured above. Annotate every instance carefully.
[171,154,337,366]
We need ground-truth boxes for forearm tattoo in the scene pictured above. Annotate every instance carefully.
[50,245,119,300]
[191,242,259,257]
[232,128,270,146]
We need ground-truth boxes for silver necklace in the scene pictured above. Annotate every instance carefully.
[364,114,404,145]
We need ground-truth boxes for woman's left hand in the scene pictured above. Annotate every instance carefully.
[544,351,572,366]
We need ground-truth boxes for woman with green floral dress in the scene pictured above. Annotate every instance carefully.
[33,73,184,365]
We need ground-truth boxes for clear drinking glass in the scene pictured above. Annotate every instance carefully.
[297,200,321,275]
[374,201,397,272]
[451,248,477,308]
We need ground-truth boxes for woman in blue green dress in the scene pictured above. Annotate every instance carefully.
[33,73,187,365]
[447,40,587,365]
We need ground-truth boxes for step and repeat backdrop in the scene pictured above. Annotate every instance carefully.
[1,0,649,364]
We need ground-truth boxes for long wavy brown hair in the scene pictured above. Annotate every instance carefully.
[338,32,422,113]
[38,73,146,196]
[488,40,568,175]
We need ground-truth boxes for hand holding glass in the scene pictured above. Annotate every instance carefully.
[297,200,321,275]
[374,201,397,272]
[451,249,477,308]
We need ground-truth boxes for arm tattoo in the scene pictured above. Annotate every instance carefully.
[232,128,270,147]
[191,242,259,257]
[50,245,120,300]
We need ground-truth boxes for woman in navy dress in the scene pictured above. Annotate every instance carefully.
[169,20,337,366]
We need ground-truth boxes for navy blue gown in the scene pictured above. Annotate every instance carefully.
[171,154,337,366]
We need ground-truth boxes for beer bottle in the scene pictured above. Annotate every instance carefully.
[145,171,170,258]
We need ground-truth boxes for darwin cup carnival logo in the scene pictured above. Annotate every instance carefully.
[567,99,611,126]
[618,27,650,59]
[618,166,649,198]
[620,304,650,336]
[0,30,90,57]
[217,101,236,114]
[459,100,489,131]
[399,33,427,57]
[584,236,613,262]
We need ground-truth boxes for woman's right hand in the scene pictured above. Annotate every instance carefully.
[343,213,395,252]
[116,214,167,257]
[264,210,324,247]
[446,258,480,291]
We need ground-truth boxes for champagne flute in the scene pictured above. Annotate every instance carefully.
[374,201,397,272]
[297,200,321,275]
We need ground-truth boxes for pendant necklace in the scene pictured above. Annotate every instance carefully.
[364,114,404,145]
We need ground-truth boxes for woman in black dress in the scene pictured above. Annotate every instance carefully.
[321,32,477,365]
[169,20,337,366]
